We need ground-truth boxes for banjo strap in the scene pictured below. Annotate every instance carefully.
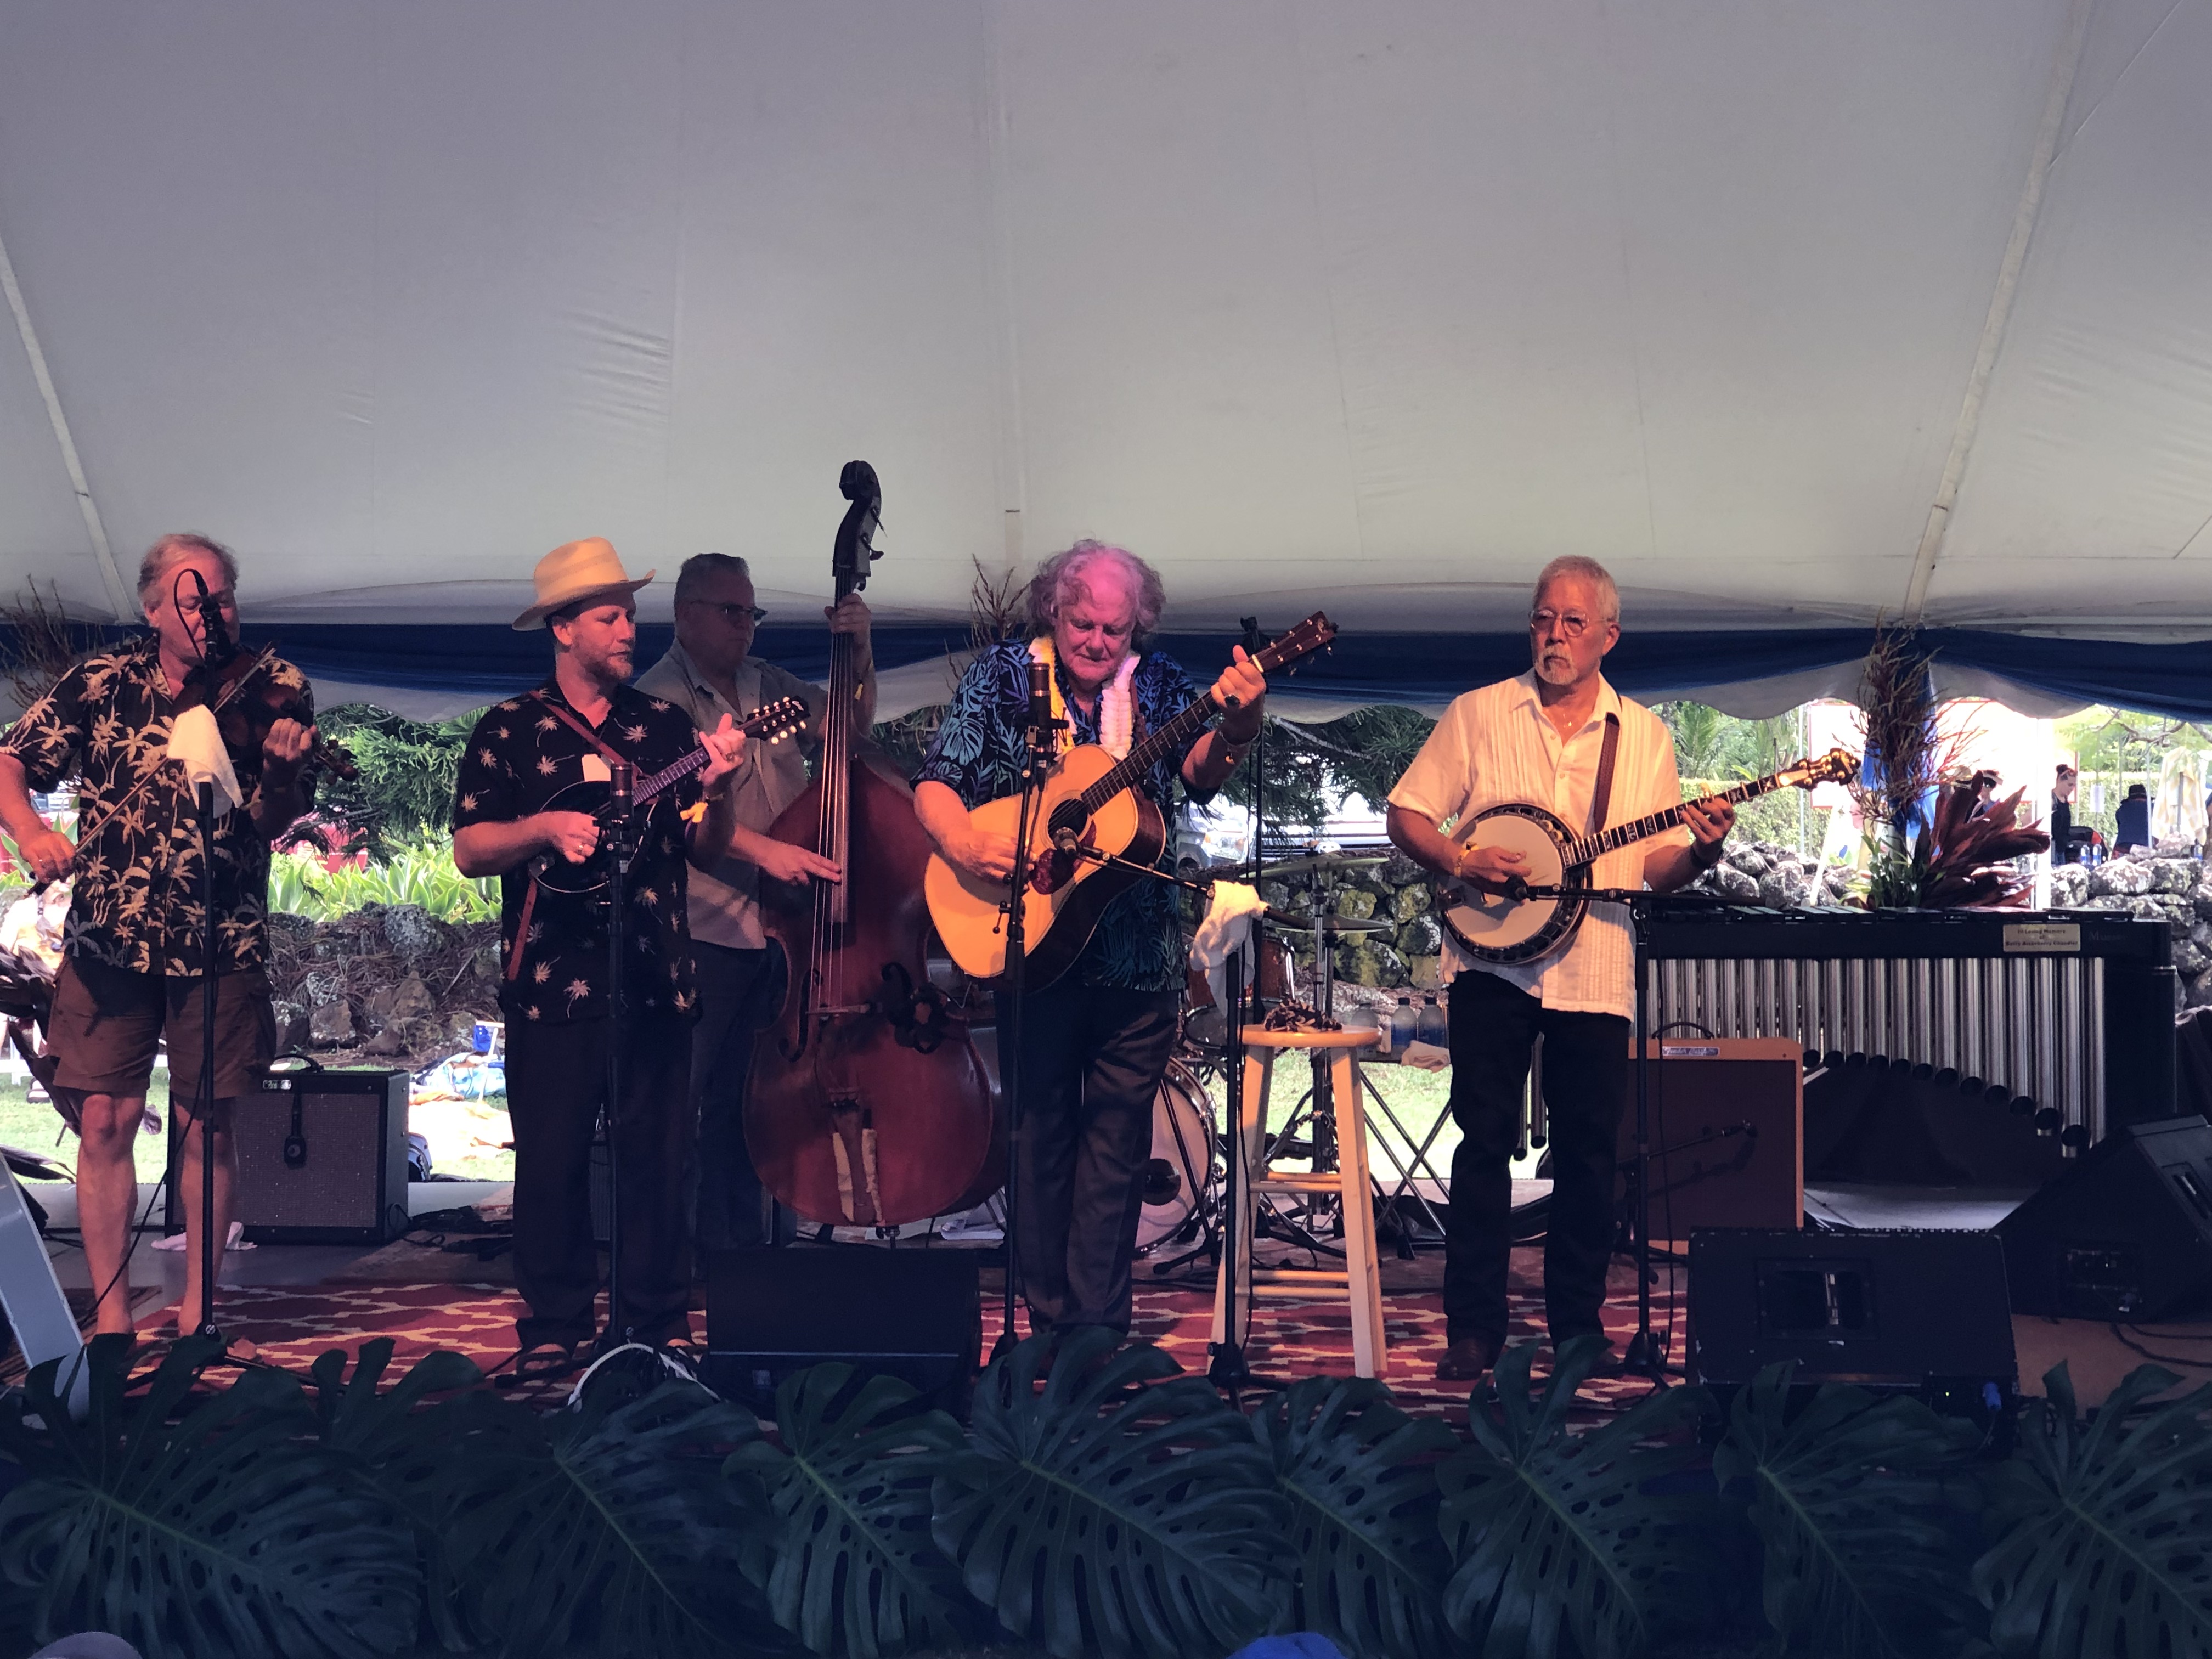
[1587,713,1621,837]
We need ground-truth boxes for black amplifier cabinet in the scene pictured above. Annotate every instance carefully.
[706,1246,980,1417]
[1688,1227,2018,1443]
[1996,1115,2212,1321]
[169,1068,410,1245]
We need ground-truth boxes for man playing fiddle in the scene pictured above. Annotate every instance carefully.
[913,540,1265,1342]
[453,539,746,1373]
[0,533,318,1338]
[635,552,873,1253]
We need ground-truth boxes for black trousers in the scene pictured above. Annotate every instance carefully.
[1444,968,1629,1347]
[690,942,792,1252]
[504,1012,695,1350]
[1005,980,1179,1335]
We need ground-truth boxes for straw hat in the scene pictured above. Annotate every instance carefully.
[512,537,654,630]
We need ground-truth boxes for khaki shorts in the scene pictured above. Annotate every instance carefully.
[47,956,276,1104]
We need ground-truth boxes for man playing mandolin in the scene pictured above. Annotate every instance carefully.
[1385,555,1734,1382]
[452,538,747,1374]
[0,533,319,1341]
[914,541,1265,1342]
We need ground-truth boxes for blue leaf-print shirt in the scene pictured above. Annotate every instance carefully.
[917,640,1210,992]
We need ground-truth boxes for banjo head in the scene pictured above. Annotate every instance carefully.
[1436,803,1585,965]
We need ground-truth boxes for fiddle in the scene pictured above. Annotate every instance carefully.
[187,644,359,782]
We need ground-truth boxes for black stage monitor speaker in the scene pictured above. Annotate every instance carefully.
[168,1067,410,1245]
[706,1246,979,1415]
[1995,1114,2212,1321]
[1689,1228,2017,1436]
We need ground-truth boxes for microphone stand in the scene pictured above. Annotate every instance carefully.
[193,779,224,1345]
[991,675,1061,1361]
[597,760,637,1352]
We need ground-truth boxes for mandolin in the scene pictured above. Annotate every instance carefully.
[1433,747,1857,966]
[924,612,1336,986]
[533,696,809,895]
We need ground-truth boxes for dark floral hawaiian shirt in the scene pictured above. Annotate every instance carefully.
[1,636,315,977]
[916,640,1210,993]
[452,681,704,1026]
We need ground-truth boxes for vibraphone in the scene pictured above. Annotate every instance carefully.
[1637,905,2176,1147]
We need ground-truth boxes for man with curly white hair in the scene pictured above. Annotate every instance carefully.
[915,540,1265,1341]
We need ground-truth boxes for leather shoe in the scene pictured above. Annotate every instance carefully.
[1435,1336,1502,1382]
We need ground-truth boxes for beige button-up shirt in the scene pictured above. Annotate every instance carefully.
[634,640,826,950]
[1389,672,1686,1020]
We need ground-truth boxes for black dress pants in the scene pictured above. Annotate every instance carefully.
[690,942,792,1252]
[1005,980,1179,1335]
[504,1011,695,1350]
[1444,968,1629,1347]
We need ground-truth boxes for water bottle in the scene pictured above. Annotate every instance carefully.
[1388,995,1418,1057]
[1414,991,1448,1049]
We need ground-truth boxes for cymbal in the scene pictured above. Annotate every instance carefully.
[1255,853,1389,878]
[1262,908,1395,934]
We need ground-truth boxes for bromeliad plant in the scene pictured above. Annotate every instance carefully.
[1864,776,2052,911]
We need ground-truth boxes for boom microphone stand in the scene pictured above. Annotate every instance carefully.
[991,663,1062,1361]
[193,780,223,1344]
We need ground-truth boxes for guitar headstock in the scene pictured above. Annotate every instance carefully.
[747,696,809,748]
[1777,747,1857,790]
[1251,612,1338,678]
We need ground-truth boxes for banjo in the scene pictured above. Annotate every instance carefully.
[1434,748,1856,966]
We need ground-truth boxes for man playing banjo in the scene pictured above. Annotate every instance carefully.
[1385,556,1734,1382]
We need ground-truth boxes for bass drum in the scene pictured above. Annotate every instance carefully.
[966,1022,1219,1255]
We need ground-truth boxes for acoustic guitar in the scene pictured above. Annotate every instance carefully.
[1434,748,1857,966]
[924,613,1336,986]
[534,696,810,895]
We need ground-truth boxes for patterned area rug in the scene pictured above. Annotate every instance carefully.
[131,1250,1688,1419]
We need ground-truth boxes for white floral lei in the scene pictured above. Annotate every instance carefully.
[1029,637,1139,759]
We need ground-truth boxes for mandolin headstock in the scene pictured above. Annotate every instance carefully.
[747,696,809,748]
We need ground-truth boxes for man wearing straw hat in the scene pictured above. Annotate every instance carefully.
[452,538,747,1375]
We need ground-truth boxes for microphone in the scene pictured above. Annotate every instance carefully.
[187,568,236,666]
[1502,875,1531,902]
[1026,658,1053,740]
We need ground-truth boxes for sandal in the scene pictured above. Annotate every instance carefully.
[510,1341,580,1384]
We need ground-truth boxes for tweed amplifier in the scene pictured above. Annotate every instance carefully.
[167,1067,410,1245]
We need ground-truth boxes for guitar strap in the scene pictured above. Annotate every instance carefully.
[504,691,636,984]
[1587,712,1622,836]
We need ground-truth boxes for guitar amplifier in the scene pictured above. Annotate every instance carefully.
[167,1068,410,1245]
[1615,1039,1803,1239]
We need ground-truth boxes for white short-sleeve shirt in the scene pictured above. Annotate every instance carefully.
[1387,672,1688,1020]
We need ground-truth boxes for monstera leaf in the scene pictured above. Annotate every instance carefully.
[1247,1374,1462,1659]
[442,1363,783,1658]
[1973,1361,2212,1658]
[1713,1361,1984,1657]
[311,1340,493,1650]
[930,1329,1284,1659]
[0,1334,422,1659]
[727,1363,980,1658]
[1437,1336,1719,1659]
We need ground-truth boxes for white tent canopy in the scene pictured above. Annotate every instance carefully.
[4,1,2209,681]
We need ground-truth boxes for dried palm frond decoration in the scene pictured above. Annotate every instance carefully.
[1849,619,1945,850]
[0,579,91,716]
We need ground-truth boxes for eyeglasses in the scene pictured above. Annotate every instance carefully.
[1529,608,1603,639]
[695,601,768,625]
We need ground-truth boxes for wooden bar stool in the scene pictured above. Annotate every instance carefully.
[1211,1026,1390,1378]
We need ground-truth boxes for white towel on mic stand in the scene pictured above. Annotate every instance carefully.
[1189,880,1270,1012]
[164,704,242,816]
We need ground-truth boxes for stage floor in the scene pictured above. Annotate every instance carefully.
[14,1178,2208,1416]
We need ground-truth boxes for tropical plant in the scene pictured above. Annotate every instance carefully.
[312,703,483,847]
[439,1358,781,1657]
[1864,778,2050,910]
[930,1328,1285,1659]
[0,1335,422,1659]
[729,1363,981,1658]
[1246,1374,1462,1659]
[309,1339,493,1650]
[1972,1360,2212,1658]
[1713,1361,1985,1656]
[1437,1336,1720,1659]
[268,830,497,923]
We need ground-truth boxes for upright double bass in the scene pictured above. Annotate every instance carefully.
[744,463,1002,1226]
